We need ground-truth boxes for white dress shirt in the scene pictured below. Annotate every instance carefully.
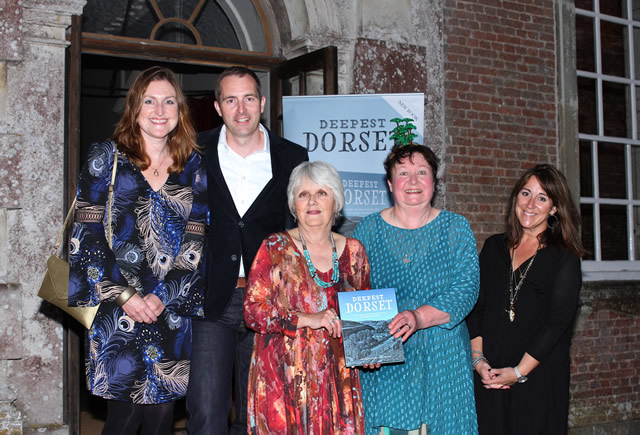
[218,123,272,277]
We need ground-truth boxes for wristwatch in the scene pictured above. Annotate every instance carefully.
[514,366,528,383]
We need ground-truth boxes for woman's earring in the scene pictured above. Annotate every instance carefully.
[547,213,559,230]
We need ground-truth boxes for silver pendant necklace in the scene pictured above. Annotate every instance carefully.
[391,207,432,264]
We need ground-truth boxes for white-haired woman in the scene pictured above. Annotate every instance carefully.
[244,161,370,434]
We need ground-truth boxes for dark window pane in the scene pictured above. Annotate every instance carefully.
[635,29,640,79]
[575,0,593,10]
[82,0,240,49]
[633,146,640,200]
[156,22,198,45]
[598,142,628,199]
[600,0,623,17]
[634,1,640,20]
[578,77,598,134]
[581,203,595,260]
[602,81,629,137]
[601,20,628,77]
[193,0,241,48]
[635,206,640,256]
[580,140,594,197]
[283,76,299,96]
[576,15,595,72]
[600,204,628,260]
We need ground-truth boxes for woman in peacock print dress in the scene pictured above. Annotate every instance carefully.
[68,67,206,434]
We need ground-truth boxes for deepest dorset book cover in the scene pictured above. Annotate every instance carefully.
[337,288,405,367]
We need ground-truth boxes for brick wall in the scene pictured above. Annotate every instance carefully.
[443,0,558,246]
[444,0,640,431]
[569,282,640,429]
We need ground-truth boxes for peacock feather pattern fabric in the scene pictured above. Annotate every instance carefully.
[68,140,207,404]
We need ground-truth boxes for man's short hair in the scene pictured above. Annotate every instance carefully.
[215,66,262,102]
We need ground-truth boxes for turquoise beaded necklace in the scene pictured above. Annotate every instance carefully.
[298,231,340,288]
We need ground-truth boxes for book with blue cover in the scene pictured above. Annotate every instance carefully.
[337,288,405,367]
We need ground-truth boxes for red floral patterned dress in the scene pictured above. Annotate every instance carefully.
[244,231,370,434]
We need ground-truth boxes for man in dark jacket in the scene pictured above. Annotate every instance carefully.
[186,66,308,434]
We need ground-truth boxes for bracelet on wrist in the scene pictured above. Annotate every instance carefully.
[472,356,488,369]
[471,350,484,356]
[115,286,137,307]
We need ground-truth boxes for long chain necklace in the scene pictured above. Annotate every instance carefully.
[507,248,538,322]
[391,207,432,264]
[299,231,340,288]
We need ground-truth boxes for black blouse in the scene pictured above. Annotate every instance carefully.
[467,233,582,367]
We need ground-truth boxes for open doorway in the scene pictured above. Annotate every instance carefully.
[81,54,224,157]
[73,47,337,432]
[66,1,337,432]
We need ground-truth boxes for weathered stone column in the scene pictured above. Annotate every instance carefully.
[0,0,85,433]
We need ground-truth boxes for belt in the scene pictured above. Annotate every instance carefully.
[236,277,246,288]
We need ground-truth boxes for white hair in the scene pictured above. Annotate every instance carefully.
[287,161,345,224]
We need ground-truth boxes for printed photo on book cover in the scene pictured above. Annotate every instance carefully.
[337,288,405,367]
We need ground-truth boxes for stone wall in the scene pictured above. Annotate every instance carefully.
[0,0,86,433]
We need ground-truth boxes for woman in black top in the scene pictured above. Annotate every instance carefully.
[467,164,586,434]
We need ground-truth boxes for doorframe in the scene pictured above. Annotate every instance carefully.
[64,13,338,431]
[64,16,286,432]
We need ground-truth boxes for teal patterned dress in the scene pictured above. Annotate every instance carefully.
[353,210,479,434]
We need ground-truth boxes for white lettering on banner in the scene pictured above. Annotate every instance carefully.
[342,179,380,189]
[344,188,388,206]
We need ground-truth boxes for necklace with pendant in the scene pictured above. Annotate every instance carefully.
[391,207,432,264]
[151,152,169,176]
[507,247,538,322]
[299,231,340,288]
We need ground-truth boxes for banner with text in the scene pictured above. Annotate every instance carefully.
[282,93,424,234]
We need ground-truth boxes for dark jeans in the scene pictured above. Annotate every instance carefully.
[186,287,254,435]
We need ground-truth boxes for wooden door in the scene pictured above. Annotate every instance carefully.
[270,46,338,135]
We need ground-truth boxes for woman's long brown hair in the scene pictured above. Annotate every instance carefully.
[505,164,588,257]
[112,66,198,173]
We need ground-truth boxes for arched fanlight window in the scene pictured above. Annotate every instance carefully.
[81,0,270,55]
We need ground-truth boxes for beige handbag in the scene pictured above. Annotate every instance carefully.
[38,148,118,329]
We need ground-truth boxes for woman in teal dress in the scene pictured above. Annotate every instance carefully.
[353,143,479,434]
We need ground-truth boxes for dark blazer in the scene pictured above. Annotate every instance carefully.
[200,125,309,320]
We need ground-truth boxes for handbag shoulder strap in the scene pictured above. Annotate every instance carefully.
[106,146,118,248]
[52,197,77,254]
[53,146,118,254]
